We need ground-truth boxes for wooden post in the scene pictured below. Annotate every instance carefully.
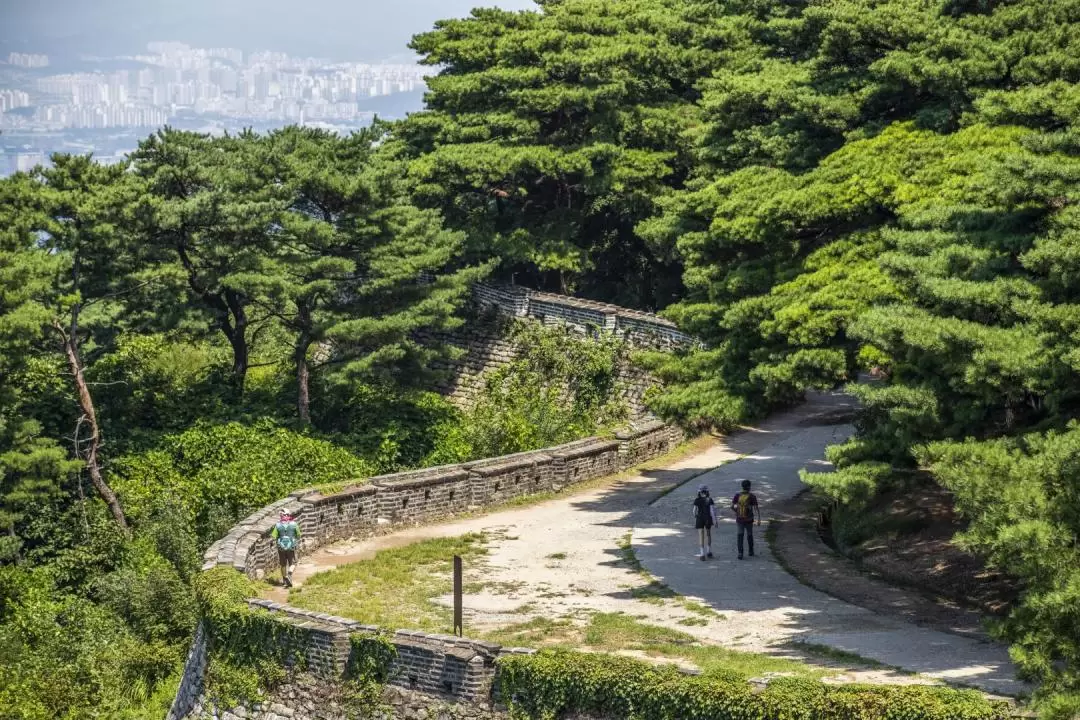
[453,555,463,637]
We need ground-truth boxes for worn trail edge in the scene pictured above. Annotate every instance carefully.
[631,391,1028,697]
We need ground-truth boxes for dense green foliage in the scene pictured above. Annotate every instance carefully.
[0,125,610,717]
[6,0,1080,713]
[437,320,628,462]
[193,568,304,706]
[918,429,1080,696]
[398,0,1080,710]
[344,633,399,713]
[113,421,375,547]
[0,123,632,716]
[398,0,729,308]
[497,649,1008,720]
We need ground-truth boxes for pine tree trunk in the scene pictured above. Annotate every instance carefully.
[296,346,311,424]
[224,289,249,394]
[295,305,313,424]
[176,246,249,396]
[55,320,128,531]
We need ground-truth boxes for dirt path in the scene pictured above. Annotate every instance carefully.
[262,392,1027,696]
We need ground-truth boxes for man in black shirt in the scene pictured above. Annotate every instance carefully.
[692,484,716,560]
[731,479,760,559]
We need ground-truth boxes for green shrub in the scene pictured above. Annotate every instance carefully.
[89,334,226,451]
[345,633,399,712]
[457,321,628,459]
[0,564,184,720]
[113,420,375,546]
[193,568,308,705]
[312,381,468,472]
[496,649,1010,720]
[919,426,1080,694]
[91,533,198,645]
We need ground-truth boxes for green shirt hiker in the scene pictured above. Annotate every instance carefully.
[271,509,301,588]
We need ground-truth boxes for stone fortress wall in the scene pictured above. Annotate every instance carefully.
[168,283,696,720]
[425,282,696,418]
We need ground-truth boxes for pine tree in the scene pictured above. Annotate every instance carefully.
[130,128,281,396]
[244,125,488,422]
[0,157,136,530]
[398,0,734,308]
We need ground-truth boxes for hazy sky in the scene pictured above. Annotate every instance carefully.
[0,0,537,62]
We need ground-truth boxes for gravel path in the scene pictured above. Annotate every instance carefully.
[265,392,1027,696]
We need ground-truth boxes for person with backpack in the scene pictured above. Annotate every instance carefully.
[271,508,301,587]
[731,479,760,559]
[692,484,717,560]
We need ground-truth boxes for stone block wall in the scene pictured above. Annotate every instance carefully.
[183,674,513,720]
[424,282,696,419]
[176,283,700,719]
[373,466,473,527]
[550,438,621,488]
[464,449,555,505]
[301,484,379,547]
[167,622,208,720]
[206,428,680,581]
[616,420,687,469]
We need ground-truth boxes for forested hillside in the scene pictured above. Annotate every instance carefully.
[401,0,1080,713]
[0,127,629,718]
[3,0,1080,717]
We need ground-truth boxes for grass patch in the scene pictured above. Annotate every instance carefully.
[630,580,679,604]
[585,613,823,680]
[786,641,914,675]
[483,612,824,681]
[287,532,488,632]
[680,599,725,619]
[677,617,708,626]
[545,552,567,560]
[464,578,527,595]
[584,611,694,649]
[615,531,645,573]
[482,617,580,647]
[617,531,675,603]
[617,532,725,619]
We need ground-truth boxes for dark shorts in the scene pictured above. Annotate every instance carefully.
[695,520,713,529]
[278,548,296,566]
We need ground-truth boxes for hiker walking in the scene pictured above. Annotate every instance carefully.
[692,484,717,560]
[272,508,301,587]
[731,479,760,559]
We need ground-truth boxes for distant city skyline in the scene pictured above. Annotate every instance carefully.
[0,0,537,63]
[0,0,537,176]
[0,40,434,176]
[3,41,430,131]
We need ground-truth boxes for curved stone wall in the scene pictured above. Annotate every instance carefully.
[167,284,694,720]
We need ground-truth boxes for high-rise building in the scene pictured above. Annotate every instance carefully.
[8,52,49,68]
[0,90,31,112]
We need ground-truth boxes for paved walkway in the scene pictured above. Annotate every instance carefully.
[632,392,1026,696]
[266,391,1027,696]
